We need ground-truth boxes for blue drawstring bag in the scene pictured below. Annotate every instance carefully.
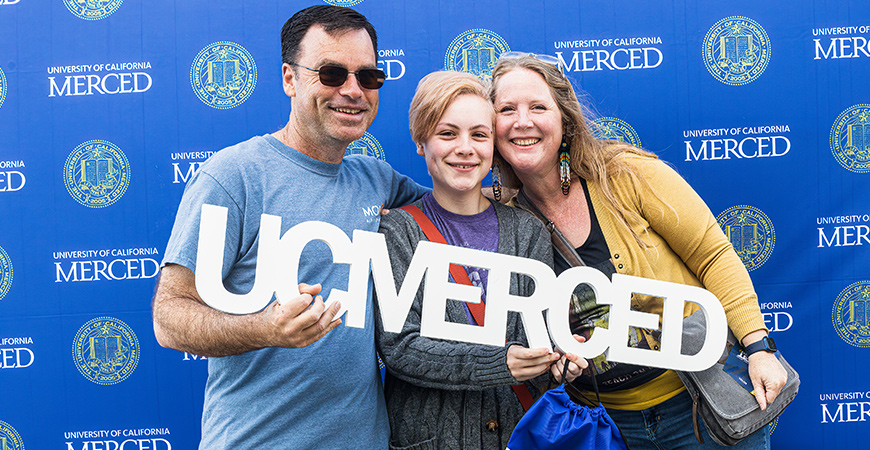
[507,361,630,450]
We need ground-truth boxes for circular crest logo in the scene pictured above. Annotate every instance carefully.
[716,205,775,271]
[829,104,870,173]
[0,420,24,450]
[0,66,6,109]
[63,0,123,20]
[444,29,510,82]
[323,0,365,6]
[832,280,870,348]
[63,140,130,208]
[592,117,642,148]
[702,16,770,86]
[73,317,140,385]
[0,245,12,301]
[345,132,385,160]
[191,41,257,109]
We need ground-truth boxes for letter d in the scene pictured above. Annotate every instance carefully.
[16,348,34,368]
[607,274,727,372]
[7,171,25,191]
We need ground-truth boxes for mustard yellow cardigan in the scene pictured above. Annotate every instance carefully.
[519,152,767,409]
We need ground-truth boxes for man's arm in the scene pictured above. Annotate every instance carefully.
[152,264,342,357]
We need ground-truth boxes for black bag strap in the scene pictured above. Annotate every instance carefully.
[547,358,602,407]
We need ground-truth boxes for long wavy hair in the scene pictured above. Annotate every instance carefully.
[489,55,660,246]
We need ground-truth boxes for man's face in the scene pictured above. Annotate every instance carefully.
[284,25,379,153]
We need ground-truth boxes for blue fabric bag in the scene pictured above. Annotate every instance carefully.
[507,362,630,450]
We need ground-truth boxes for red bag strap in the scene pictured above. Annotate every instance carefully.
[397,204,535,411]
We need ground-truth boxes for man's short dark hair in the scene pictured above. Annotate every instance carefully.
[281,5,378,64]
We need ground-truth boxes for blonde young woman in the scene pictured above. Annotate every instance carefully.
[489,54,787,449]
[374,71,586,450]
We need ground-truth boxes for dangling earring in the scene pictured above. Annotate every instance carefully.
[491,158,502,202]
[559,141,571,195]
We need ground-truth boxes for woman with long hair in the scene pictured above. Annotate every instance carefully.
[489,53,787,449]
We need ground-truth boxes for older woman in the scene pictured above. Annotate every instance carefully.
[374,71,584,450]
[489,53,787,449]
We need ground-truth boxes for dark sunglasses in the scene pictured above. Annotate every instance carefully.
[291,63,386,90]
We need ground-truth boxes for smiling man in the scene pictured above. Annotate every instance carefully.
[151,5,427,449]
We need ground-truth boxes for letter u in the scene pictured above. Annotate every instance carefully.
[195,204,280,314]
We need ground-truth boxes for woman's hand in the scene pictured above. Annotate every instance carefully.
[506,345,560,382]
[747,351,788,410]
[742,331,788,410]
[550,335,588,383]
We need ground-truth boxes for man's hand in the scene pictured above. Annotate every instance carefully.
[152,264,343,357]
[264,283,342,348]
[506,345,560,382]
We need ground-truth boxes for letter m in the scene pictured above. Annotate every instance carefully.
[821,403,844,423]
[55,262,78,282]
[684,141,708,161]
[555,52,581,72]
[49,77,72,97]
[173,162,201,184]
[818,227,840,247]
[814,39,836,60]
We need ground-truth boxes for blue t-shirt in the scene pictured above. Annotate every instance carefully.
[162,134,428,450]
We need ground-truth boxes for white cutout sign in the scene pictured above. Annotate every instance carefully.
[195,204,728,372]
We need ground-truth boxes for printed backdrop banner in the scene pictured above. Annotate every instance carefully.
[1,0,868,448]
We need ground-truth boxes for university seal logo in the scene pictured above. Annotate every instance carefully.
[829,104,870,173]
[345,132,385,161]
[0,245,12,301]
[716,205,775,271]
[63,0,123,20]
[832,280,870,348]
[592,117,642,148]
[444,29,510,82]
[0,66,6,109]
[190,41,257,109]
[703,16,770,86]
[63,140,130,208]
[0,420,24,450]
[72,317,140,385]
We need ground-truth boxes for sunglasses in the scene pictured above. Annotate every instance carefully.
[498,51,565,75]
[291,63,386,90]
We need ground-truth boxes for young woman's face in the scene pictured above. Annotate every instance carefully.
[493,67,564,178]
[420,94,494,198]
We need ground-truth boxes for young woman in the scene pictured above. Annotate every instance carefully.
[374,71,586,450]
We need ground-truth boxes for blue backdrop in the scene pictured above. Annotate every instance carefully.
[1,0,868,449]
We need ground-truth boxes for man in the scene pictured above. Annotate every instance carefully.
[152,5,427,449]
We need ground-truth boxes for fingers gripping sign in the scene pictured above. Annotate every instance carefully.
[507,345,560,382]
[266,283,343,348]
[550,335,588,383]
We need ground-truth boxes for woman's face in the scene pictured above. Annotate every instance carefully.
[420,94,494,199]
[493,68,564,178]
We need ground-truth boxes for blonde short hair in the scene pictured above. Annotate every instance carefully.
[408,71,492,149]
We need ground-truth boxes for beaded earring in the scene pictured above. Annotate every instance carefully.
[559,141,570,195]
[491,158,502,202]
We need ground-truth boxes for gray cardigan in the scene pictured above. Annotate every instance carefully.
[375,198,553,450]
